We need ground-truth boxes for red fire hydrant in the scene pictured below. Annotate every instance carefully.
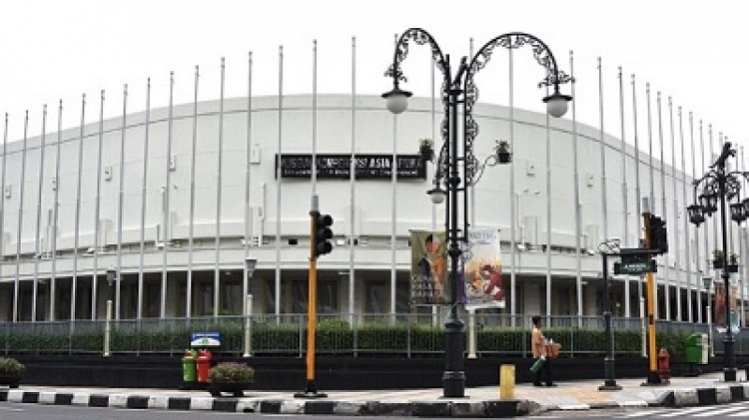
[196,349,213,383]
[658,348,671,380]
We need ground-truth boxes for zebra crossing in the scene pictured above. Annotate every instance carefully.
[620,402,749,418]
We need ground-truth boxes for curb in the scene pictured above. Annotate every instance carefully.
[666,384,749,407]
[0,389,535,417]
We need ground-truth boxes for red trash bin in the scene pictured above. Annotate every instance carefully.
[196,349,213,383]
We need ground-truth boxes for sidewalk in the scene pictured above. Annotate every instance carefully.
[0,372,747,417]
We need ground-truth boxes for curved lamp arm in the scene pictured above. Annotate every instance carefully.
[385,28,449,88]
[462,32,573,186]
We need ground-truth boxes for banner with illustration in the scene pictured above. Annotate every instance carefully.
[463,228,504,310]
[409,230,449,305]
[714,279,740,334]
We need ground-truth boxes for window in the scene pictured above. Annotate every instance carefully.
[292,280,339,314]
[365,281,386,314]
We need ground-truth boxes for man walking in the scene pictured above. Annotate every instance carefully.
[531,315,556,387]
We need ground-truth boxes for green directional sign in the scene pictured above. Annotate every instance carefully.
[614,257,657,275]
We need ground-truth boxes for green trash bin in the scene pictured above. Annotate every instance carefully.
[684,333,703,377]
[182,349,197,383]
[685,334,702,364]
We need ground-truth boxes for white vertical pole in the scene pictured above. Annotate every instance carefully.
[618,67,630,318]
[92,91,105,320]
[678,107,691,322]
[390,35,397,318]
[701,122,709,322]
[690,113,701,323]
[139,79,150,321]
[275,46,283,318]
[598,58,608,245]
[116,85,127,321]
[244,52,253,326]
[72,95,86,322]
[467,309,476,359]
[162,72,175,319]
[711,129,717,266]
[187,68,199,318]
[32,105,47,322]
[669,98,680,321]
[509,48,517,326]
[51,101,63,321]
[103,299,112,357]
[214,58,226,318]
[570,52,582,323]
[13,112,29,322]
[657,92,669,320]
[646,84,655,220]
[34,107,48,319]
[349,38,356,321]
[164,72,176,318]
[632,74,643,319]
[243,293,253,357]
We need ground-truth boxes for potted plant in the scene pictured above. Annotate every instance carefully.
[0,357,25,388]
[728,253,740,273]
[418,138,434,162]
[208,362,255,397]
[712,250,725,269]
[495,140,511,164]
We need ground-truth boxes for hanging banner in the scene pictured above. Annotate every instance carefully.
[410,230,448,305]
[464,229,505,310]
[714,280,739,334]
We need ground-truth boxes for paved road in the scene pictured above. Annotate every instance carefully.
[528,402,749,419]
[0,403,415,420]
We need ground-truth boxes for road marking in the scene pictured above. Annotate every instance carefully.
[694,406,747,417]
[622,409,664,417]
[657,405,727,417]
[0,406,23,412]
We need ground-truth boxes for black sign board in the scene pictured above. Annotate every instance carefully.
[275,154,427,180]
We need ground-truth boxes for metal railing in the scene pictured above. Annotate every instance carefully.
[0,314,744,358]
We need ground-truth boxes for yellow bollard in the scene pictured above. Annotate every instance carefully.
[499,364,515,399]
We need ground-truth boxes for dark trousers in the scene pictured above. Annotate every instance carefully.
[534,357,553,385]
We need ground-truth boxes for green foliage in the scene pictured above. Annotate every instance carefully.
[494,139,510,153]
[209,362,254,383]
[0,357,25,377]
[0,320,692,357]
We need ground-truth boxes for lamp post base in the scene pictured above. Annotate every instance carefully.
[598,382,622,391]
[294,380,328,399]
[724,367,737,382]
[443,371,466,398]
[443,317,466,398]
[641,371,665,386]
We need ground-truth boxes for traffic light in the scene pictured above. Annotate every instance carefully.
[312,212,334,258]
[648,215,668,254]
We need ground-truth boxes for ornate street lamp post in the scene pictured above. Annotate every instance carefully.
[383,28,572,398]
[687,141,749,382]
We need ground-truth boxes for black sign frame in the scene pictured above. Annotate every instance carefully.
[275,154,427,180]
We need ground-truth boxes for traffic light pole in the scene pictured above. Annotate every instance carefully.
[642,208,662,385]
[295,195,327,399]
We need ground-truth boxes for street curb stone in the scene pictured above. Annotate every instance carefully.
[5,385,749,416]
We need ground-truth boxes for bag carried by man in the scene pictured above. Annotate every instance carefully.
[529,356,546,373]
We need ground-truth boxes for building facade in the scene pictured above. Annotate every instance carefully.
[0,94,744,323]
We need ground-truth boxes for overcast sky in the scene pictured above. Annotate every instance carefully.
[1,0,747,168]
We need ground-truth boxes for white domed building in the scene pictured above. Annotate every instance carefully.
[0,93,743,326]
